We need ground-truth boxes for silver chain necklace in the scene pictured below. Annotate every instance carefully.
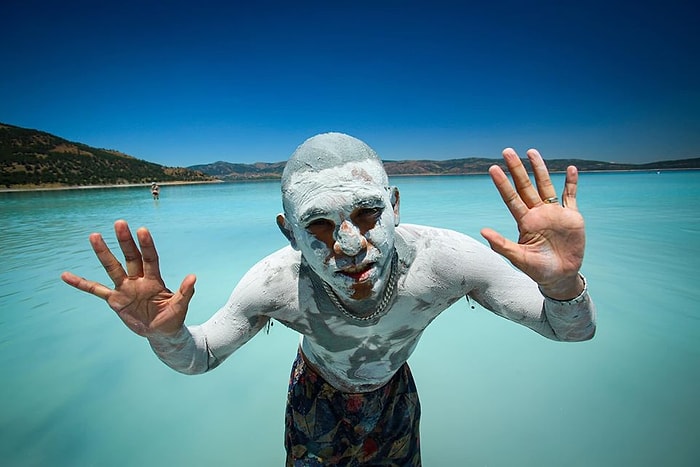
[321,249,399,322]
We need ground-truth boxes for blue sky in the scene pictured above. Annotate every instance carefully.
[2,0,698,166]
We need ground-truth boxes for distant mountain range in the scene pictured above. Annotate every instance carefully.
[2,122,698,189]
[189,155,700,181]
[189,160,287,181]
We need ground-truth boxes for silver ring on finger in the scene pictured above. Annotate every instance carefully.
[543,196,559,204]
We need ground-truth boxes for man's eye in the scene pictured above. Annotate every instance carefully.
[306,219,333,230]
[358,208,382,218]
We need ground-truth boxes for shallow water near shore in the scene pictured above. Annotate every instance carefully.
[1,171,699,466]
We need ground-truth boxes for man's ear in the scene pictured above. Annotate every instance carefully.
[390,187,400,226]
[276,214,298,250]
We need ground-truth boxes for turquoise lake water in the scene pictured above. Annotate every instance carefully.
[1,171,699,466]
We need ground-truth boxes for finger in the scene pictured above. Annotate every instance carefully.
[90,232,127,286]
[60,271,113,300]
[562,165,579,210]
[136,227,163,281]
[502,148,541,208]
[526,149,557,201]
[488,164,529,221]
[114,220,144,278]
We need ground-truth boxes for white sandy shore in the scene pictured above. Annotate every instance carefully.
[0,179,224,193]
[3,167,696,193]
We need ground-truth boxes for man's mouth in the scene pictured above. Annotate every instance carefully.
[338,263,374,282]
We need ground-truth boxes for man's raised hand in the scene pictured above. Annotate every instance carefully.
[480,148,585,300]
[61,220,195,336]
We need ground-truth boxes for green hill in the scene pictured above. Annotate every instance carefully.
[0,123,214,189]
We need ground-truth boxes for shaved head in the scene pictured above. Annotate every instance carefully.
[281,133,389,200]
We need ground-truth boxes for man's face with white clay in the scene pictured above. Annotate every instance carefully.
[279,133,399,302]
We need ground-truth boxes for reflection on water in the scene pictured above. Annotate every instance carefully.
[1,172,699,466]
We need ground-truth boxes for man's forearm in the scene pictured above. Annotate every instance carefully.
[147,325,214,374]
[541,274,596,341]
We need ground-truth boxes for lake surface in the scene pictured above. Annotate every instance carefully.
[1,171,698,466]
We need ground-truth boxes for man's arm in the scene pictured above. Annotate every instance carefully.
[61,220,280,374]
[147,248,297,374]
[459,236,596,342]
[147,313,270,374]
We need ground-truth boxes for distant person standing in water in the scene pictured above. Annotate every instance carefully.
[151,182,160,200]
[62,133,596,465]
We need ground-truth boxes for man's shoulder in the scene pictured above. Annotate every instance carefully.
[396,224,492,265]
[267,245,301,260]
[265,244,301,262]
[396,223,476,244]
[248,246,301,278]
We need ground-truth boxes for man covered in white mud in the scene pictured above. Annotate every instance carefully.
[61,133,596,466]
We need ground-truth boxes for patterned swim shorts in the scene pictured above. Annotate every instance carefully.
[284,350,422,466]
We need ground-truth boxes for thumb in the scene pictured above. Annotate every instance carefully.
[172,274,196,314]
[480,228,520,264]
[480,227,506,254]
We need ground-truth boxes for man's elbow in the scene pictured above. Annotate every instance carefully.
[558,322,596,342]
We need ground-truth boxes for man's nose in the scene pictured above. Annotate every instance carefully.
[333,220,367,256]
